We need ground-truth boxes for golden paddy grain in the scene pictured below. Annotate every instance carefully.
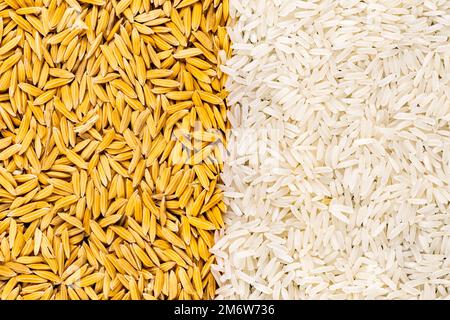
[0,0,231,300]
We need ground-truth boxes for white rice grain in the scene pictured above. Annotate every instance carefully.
[213,0,450,300]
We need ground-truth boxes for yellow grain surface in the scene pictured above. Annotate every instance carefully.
[0,0,231,300]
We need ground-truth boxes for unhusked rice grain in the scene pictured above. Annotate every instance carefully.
[212,0,450,299]
[0,0,231,300]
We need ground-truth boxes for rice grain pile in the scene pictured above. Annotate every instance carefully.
[0,0,230,300]
[213,0,450,299]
